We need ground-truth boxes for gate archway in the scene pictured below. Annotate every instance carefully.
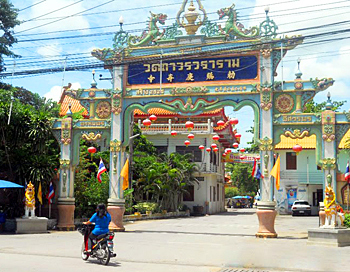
[52,1,347,235]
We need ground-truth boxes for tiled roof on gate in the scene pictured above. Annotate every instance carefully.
[275,135,317,149]
[133,108,223,116]
[59,95,88,117]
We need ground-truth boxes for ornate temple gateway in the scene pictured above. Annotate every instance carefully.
[52,0,350,236]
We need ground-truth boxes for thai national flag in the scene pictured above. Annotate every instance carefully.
[345,161,350,183]
[252,159,264,180]
[46,182,55,204]
[97,158,107,183]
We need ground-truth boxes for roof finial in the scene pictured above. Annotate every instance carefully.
[325,92,333,110]
[295,57,302,79]
[91,69,97,88]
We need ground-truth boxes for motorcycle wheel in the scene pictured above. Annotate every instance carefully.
[81,242,89,261]
[99,244,110,265]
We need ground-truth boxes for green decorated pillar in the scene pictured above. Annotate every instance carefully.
[321,93,337,198]
[57,116,75,231]
[108,66,126,232]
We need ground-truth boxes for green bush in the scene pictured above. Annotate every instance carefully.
[133,202,158,214]
[344,213,350,228]
[225,187,241,198]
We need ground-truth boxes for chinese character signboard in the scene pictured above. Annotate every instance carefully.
[127,55,258,85]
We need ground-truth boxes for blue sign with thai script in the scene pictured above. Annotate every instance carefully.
[127,55,258,85]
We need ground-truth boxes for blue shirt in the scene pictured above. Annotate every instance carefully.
[89,212,111,235]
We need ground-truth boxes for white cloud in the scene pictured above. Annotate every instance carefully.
[44,82,81,102]
[37,44,62,57]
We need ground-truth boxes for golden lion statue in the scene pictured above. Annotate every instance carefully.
[323,174,344,228]
[23,181,36,218]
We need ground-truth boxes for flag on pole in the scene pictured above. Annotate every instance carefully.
[345,161,350,183]
[252,159,264,179]
[37,182,43,205]
[97,158,107,183]
[251,159,257,177]
[121,159,129,191]
[270,155,281,190]
[46,182,55,204]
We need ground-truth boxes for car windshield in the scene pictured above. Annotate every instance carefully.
[294,201,309,205]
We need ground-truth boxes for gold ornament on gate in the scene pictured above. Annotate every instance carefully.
[177,0,207,35]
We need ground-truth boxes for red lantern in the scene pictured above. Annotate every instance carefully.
[232,143,239,149]
[184,140,191,147]
[217,120,225,127]
[143,119,151,127]
[211,143,217,149]
[240,148,245,153]
[256,156,260,160]
[199,145,205,150]
[222,153,227,157]
[87,146,96,160]
[240,155,245,160]
[213,135,220,141]
[171,131,177,136]
[229,118,239,125]
[293,144,303,155]
[188,133,195,140]
[235,133,241,139]
[213,147,219,152]
[225,149,232,153]
[206,147,211,153]
[185,121,194,130]
[149,114,157,122]
[274,154,277,158]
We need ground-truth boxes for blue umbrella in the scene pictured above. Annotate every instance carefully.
[0,180,24,189]
[232,196,243,199]
[243,196,252,199]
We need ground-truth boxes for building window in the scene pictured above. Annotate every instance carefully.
[183,185,194,201]
[176,146,202,162]
[155,146,167,155]
[210,186,212,202]
[286,152,297,170]
[217,184,219,201]
[213,186,216,202]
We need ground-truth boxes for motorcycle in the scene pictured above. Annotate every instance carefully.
[77,224,117,265]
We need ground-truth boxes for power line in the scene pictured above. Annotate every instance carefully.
[16,0,116,34]
[23,0,84,23]
[15,0,349,38]
[18,0,48,12]
[3,32,350,77]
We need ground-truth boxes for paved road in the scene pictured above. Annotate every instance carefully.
[1,208,349,272]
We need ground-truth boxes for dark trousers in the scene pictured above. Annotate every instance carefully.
[88,233,98,250]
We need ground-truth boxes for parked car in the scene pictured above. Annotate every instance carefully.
[291,200,311,216]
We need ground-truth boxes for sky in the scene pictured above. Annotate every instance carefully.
[4,0,350,147]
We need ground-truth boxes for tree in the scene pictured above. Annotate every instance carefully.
[0,0,20,72]
[245,126,259,153]
[225,163,258,195]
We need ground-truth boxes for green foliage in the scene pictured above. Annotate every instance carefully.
[123,188,134,215]
[133,202,159,213]
[74,140,110,218]
[245,126,259,153]
[132,124,156,154]
[0,87,60,204]
[225,187,241,198]
[344,213,350,228]
[0,0,20,72]
[225,163,258,195]
[303,100,345,113]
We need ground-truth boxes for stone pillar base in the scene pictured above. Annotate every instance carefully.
[319,202,325,227]
[256,201,277,238]
[16,217,48,234]
[108,199,125,232]
[57,198,75,231]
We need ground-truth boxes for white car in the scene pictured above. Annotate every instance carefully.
[291,200,311,216]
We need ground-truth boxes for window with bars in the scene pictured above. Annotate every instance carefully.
[176,146,202,162]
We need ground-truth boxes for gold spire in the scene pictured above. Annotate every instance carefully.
[177,0,207,35]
